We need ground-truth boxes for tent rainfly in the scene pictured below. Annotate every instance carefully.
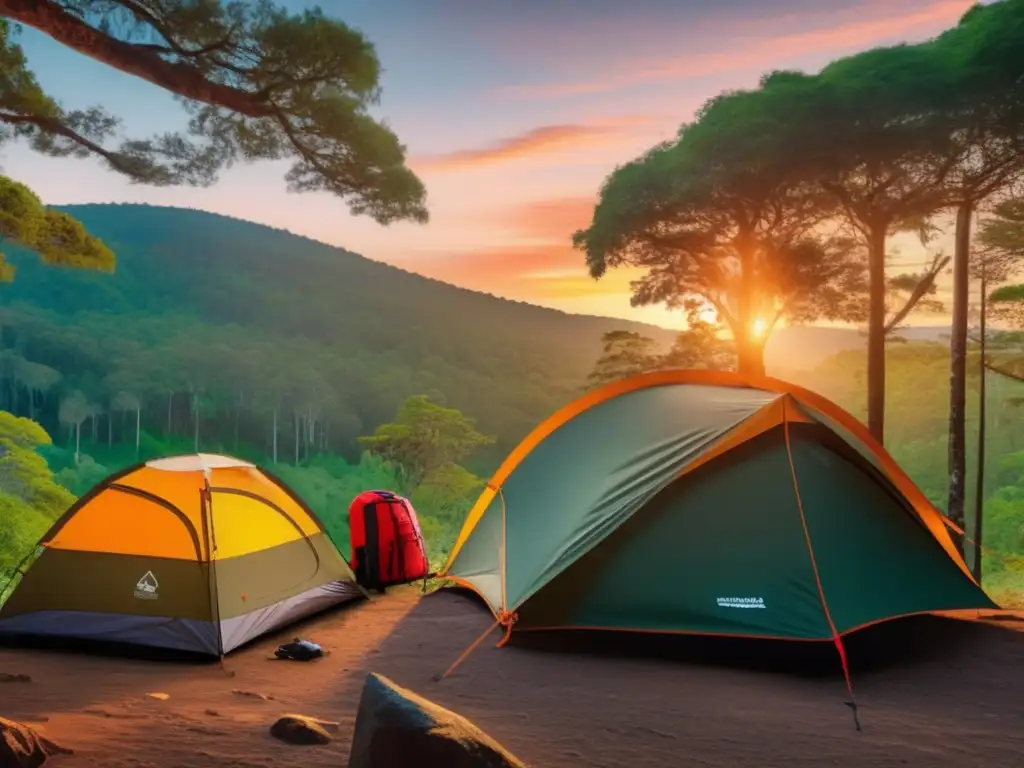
[440,371,997,714]
[0,453,363,656]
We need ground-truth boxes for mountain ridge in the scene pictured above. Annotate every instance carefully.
[38,203,954,374]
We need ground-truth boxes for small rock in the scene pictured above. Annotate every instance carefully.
[0,715,73,767]
[145,692,170,701]
[347,672,527,768]
[204,709,220,717]
[269,714,332,746]
[0,673,31,684]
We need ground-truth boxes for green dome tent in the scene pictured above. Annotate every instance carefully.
[440,370,995,677]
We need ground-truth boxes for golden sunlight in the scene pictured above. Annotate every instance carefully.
[750,317,767,338]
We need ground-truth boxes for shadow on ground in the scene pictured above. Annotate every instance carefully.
[326,588,1024,768]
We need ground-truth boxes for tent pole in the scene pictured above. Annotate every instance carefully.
[782,401,861,731]
[201,479,230,673]
[498,487,508,613]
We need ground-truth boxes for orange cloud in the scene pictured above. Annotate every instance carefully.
[499,196,597,241]
[411,118,656,172]
[502,0,973,99]
[409,242,646,302]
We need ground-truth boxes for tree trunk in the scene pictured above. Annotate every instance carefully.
[293,412,299,466]
[305,407,313,460]
[135,407,141,457]
[27,389,33,420]
[866,225,888,443]
[972,264,987,583]
[166,392,173,435]
[272,407,278,463]
[234,391,242,449]
[736,334,767,377]
[192,393,200,452]
[74,422,81,465]
[733,231,765,376]
[946,202,972,552]
[107,411,113,447]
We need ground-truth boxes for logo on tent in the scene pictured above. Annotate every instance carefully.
[716,596,765,609]
[134,571,159,600]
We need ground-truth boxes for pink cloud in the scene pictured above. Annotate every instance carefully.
[410,117,657,172]
[502,0,974,100]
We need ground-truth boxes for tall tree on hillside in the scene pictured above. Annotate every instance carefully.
[0,4,427,224]
[752,49,958,443]
[574,107,864,377]
[587,331,660,389]
[15,359,60,421]
[358,394,494,494]
[57,389,89,464]
[103,367,145,452]
[587,319,736,390]
[660,318,736,371]
[918,2,1024,547]
[965,199,1024,573]
[0,175,113,281]
[111,390,142,457]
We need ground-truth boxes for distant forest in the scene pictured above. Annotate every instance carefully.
[0,203,679,473]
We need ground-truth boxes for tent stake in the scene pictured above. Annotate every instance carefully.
[432,619,501,682]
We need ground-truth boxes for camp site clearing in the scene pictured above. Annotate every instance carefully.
[1,586,1022,768]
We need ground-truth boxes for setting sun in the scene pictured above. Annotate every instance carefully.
[750,317,768,338]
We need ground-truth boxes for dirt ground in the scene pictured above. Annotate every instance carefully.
[1,587,1023,767]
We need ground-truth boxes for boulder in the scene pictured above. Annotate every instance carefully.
[0,715,72,768]
[269,715,332,746]
[347,673,526,768]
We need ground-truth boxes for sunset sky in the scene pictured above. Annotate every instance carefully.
[4,0,982,328]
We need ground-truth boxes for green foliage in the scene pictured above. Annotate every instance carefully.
[411,463,487,568]
[588,331,661,388]
[587,322,735,389]
[358,394,494,492]
[0,176,113,282]
[0,4,426,224]
[990,284,1024,328]
[0,411,74,600]
[574,0,1024,441]
[572,119,866,374]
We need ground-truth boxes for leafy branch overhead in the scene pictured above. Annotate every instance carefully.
[0,175,113,281]
[0,0,428,224]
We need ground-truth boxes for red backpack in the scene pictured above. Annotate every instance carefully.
[348,490,429,591]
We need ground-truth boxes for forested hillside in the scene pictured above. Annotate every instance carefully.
[0,203,680,470]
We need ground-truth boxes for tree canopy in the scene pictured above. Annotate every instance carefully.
[587,322,734,389]
[573,107,866,377]
[574,0,1024,448]
[358,394,494,492]
[0,1,427,224]
[0,175,113,281]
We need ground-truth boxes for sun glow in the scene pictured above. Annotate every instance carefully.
[750,317,768,339]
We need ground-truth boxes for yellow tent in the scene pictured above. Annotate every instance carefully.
[0,453,362,656]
